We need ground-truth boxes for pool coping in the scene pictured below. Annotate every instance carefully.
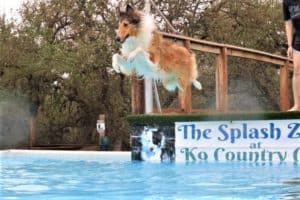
[0,149,131,162]
[0,149,130,155]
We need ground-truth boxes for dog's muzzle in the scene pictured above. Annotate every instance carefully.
[115,35,129,44]
[116,36,121,43]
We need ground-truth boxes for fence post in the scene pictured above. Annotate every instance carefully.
[216,47,228,112]
[279,63,290,111]
[131,74,145,114]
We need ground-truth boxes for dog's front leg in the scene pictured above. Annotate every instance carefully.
[112,53,122,73]
[112,53,134,75]
[127,47,148,63]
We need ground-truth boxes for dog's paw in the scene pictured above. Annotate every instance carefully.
[119,66,133,76]
[112,54,121,73]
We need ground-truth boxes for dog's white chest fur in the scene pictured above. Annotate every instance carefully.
[121,37,141,58]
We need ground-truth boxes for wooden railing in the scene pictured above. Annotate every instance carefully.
[131,32,293,114]
[131,0,292,114]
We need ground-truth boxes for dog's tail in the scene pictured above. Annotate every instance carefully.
[191,53,202,90]
[192,80,202,90]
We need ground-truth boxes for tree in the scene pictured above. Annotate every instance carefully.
[0,0,131,150]
[0,0,289,150]
[147,0,287,111]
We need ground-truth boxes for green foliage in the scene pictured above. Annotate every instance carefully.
[128,111,300,126]
[0,0,292,150]
[148,0,287,111]
[0,0,130,149]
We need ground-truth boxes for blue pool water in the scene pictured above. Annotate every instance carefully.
[1,150,300,200]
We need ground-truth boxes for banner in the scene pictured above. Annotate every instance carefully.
[175,120,300,162]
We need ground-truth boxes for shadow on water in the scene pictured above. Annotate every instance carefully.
[282,177,300,200]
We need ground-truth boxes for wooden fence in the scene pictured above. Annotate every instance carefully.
[131,32,293,114]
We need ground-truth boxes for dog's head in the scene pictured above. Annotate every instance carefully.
[116,4,141,43]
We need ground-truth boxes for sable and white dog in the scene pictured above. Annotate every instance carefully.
[140,127,166,161]
[112,5,202,110]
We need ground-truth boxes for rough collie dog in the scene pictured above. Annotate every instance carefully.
[112,5,202,110]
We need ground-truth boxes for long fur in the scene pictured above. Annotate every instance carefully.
[112,5,202,110]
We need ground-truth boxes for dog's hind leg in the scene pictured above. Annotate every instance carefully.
[178,89,186,112]
[178,77,192,112]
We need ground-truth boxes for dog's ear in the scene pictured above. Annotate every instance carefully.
[118,6,124,15]
[127,5,140,25]
[118,4,140,25]
[126,4,135,13]
[118,3,128,15]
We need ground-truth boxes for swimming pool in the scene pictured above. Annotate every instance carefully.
[1,150,300,200]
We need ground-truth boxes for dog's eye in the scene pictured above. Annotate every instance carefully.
[123,23,128,27]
